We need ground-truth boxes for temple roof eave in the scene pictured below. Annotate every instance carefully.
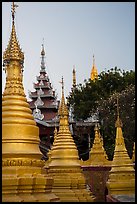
[35,118,59,127]
[29,94,55,98]
[30,105,58,110]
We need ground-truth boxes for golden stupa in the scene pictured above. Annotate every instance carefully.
[82,123,111,166]
[106,97,135,195]
[45,77,95,202]
[90,55,98,81]
[2,3,59,202]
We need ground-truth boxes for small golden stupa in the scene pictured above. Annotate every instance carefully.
[82,123,111,166]
[90,55,98,81]
[46,77,95,202]
[2,3,59,202]
[106,96,135,195]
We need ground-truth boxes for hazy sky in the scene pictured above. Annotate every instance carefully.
[2,2,135,100]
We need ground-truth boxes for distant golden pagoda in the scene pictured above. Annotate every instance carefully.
[46,77,95,202]
[90,55,98,81]
[82,123,111,166]
[2,3,59,202]
[106,97,135,195]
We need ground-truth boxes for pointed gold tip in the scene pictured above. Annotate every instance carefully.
[90,54,98,81]
[58,76,69,117]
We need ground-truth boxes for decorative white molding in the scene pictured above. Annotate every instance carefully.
[33,106,44,120]
[34,96,44,107]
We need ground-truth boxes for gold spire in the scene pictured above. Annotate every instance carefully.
[90,55,98,81]
[115,95,123,128]
[3,2,24,67]
[106,96,135,195]
[115,96,124,146]
[3,2,24,97]
[58,76,69,117]
[2,3,59,202]
[47,78,95,202]
[72,65,76,88]
[82,123,110,166]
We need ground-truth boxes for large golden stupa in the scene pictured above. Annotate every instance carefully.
[2,2,59,202]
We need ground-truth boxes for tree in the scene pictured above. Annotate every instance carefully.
[98,85,135,160]
[67,68,135,160]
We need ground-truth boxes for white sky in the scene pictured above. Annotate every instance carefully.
[2,2,135,100]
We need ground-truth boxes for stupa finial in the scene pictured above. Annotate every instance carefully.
[40,39,46,71]
[58,76,69,117]
[61,76,64,96]
[90,54,98,81]
[11,2,18,23]
[3,2,24,71]
[72,65,76,88]
[93,54,95,65]
[115,95,123,128]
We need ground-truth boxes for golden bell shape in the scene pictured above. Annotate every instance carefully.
[82,123,111,166]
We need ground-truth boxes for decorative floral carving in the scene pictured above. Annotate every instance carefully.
[2,159,45,167]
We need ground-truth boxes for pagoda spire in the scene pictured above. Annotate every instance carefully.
[58,76,69,120]
[3,2,24,97]
[40,39,46,72]
[72,65,76,88]
[47,77,95,202]
[90,55,98,81]
[82,123,110,166]
[2,3,59,202]
[106,96,135,195]
[3,2,24,70]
